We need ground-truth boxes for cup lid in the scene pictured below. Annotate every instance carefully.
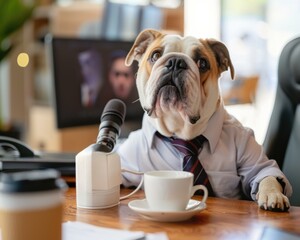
[0,169,67,193]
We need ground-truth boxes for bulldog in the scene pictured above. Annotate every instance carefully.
[118,29,292,211]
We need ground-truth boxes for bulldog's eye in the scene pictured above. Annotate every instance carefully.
[150,50,162,63]
[197,58,210,72]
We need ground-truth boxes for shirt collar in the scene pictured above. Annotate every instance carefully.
[142,114,158,149]
[142,104,226,153]
[202,104,225,153]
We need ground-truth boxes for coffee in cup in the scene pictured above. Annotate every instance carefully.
[144,170,208,211]
[0,169,67,240]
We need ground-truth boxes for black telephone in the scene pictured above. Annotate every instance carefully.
[0,136,35,158]
[0,136,75,176]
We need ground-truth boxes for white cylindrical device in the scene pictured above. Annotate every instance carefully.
[76,144,122,209]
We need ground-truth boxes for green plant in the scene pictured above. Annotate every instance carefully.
[0,0,35,62]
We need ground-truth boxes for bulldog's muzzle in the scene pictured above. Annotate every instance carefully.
[144,55,201,124]
[164,56,188,90]
[156,57,188,105]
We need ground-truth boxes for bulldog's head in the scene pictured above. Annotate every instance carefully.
[126,29,234,140]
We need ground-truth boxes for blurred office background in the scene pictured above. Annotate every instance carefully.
[1,0,300,152]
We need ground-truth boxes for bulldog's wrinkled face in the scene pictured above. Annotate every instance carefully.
[126,29,234,140]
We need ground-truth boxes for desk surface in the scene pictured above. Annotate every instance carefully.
[63,188,300,240]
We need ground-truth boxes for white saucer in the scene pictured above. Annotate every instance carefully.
[128,199,206,222]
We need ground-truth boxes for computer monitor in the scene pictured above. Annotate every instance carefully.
[49,37,144,133]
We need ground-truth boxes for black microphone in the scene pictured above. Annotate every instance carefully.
[94,99,126,153]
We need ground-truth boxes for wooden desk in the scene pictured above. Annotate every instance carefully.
[63,188,300,240]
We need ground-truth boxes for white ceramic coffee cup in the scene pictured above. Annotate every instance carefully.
[144,170,208,212]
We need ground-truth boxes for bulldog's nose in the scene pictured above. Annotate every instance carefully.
[166,57,188,71]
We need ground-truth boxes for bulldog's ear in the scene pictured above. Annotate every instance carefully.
[125,29,162,66]
[206,39,235,80]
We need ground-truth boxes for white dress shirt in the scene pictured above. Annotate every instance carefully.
[117,105,292,200]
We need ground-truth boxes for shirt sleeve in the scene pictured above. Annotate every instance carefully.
[236,127,293,200]
[117,130,145,187]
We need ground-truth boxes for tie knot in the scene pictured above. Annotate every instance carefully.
[171,136,206,156]
[156,132,206,157]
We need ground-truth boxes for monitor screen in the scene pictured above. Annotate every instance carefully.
[50,37,144,131]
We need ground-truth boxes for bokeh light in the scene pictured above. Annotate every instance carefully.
[17,52,29,68]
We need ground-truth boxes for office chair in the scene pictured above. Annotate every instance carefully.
[263,36,300,206]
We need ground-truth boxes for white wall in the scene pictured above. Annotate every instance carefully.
[184,0,220,38]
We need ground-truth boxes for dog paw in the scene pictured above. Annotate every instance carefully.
[256,191,290,211]
[256,176,290,212]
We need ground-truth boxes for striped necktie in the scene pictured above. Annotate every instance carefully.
[156,132,214,196]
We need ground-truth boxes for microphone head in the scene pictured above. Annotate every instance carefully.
[101,99,126,126]
[95,99,126,152]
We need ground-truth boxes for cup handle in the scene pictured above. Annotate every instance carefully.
[190,185,208,204]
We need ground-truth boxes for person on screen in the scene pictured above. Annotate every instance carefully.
[78,49,103,107]
[108,50,135,101]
